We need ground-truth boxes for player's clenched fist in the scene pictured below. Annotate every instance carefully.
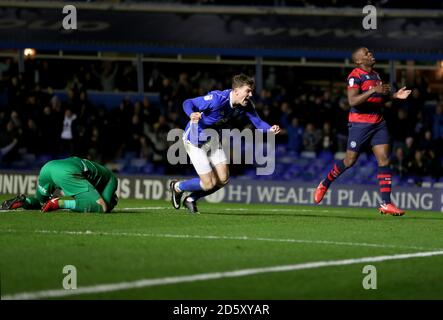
[190,112,202,123]
[270,125,281,134]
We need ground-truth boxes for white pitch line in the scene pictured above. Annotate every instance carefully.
[224,208,318,212]
[116,207,337,213]
[1,229,437,251]
[0,206,353,214]
[3,249,443,300]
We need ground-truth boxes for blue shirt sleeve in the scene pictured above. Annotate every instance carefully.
[183,93,217,117]
[244,102,272,131]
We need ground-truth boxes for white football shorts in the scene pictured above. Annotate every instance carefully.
[184,139,228,175]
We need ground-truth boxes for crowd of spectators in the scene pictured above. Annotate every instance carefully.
[96,0,443,9]
[1,57,442,183]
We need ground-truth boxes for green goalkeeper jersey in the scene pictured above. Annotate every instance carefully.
[37,156,116,199]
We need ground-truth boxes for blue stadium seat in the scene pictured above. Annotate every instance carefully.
[129,158,147,173]
[300,151,316,159]
[142,164,154,174]
[318,151,333,162]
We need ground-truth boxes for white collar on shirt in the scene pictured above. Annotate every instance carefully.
[229,90,235,109]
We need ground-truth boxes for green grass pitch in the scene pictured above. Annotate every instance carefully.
[1,195,443,300]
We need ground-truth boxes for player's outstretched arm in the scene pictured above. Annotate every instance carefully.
[244,104,273,131]
[245,105,280,134]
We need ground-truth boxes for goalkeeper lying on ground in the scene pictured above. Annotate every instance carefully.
[1,157,118,213]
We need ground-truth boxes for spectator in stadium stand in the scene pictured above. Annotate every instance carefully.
[419,129,442,179]
[0,121,20,163]
[419,129,436,154]
[60,109,77,156]
[76,91,94,125]
[279,101,293,129]
[146,115,172,166]
[403,136,416,163]
[313,47,411,216]
[320,121,336,153]
[159,77,174,109]
[390,147,409,179]
[117,64,137,92]
[286,117,304,153]
[138,135,153,161]
[413,110,425,138]
[7,76,25,109]
[125,114,144,153]
[9,111,23,132]
[141,96,160,128]
[173,72,193,106]
[432,103,443,146]
[408,149,430,182]
[21,118,40,155]
[146,67,165,92]
[92,61,119,92]
[302,122,321,152]
[391,108,414,145]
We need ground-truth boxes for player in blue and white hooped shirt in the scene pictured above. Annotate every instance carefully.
[170,74,281,213]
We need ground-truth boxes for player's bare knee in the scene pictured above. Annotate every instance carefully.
[201,180,215,191]
[217,177,229,187]
[198,174,214,190]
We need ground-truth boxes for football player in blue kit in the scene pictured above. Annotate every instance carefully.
[170,74,281,213]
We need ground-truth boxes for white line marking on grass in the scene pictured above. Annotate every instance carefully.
[0,206,361,214]
[115,206,338,213]
[225,208,311,212]
[223,208,344,213]
[3,249,443,300]
[1,229,436,251]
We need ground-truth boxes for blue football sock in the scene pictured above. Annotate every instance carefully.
[178,178,203,192]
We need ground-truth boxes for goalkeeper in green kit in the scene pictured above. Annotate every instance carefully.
[1,157,118,213]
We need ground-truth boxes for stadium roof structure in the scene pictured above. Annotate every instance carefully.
[0,1,442,61]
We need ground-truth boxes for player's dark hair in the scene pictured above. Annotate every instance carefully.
[352,47,366,63]
[232,74,255,89]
